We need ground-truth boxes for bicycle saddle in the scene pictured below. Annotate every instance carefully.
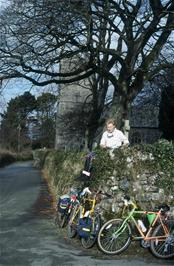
[155,204,170,213]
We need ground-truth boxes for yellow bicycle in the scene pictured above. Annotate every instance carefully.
[67,188,110,249]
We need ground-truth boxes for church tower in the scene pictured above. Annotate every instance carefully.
[55,58,91,150]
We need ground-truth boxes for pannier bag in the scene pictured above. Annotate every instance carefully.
[77,217,93,238]
[57,194,70,214]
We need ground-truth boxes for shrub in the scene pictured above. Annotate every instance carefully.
[0,149,16,167]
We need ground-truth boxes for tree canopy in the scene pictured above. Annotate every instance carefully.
[36,92,57,148]
[0,0,174,146]
[0,91,57,150]
[0,91,36,150]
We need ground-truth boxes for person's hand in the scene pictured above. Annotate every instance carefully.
[100,144,107,148]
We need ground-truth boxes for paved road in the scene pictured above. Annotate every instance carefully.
[0,161,173,266]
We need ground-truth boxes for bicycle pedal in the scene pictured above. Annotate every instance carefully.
[141,240,150,248]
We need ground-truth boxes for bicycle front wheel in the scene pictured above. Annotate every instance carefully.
[97,218,131,255]
[81,214,101,249]
[150,220,174,259]
[67,206,79,238]
[55,212,67,228]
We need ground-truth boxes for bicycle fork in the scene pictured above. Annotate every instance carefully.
[106,220,129,239]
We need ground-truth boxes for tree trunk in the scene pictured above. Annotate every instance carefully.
[86,107,104,150]
[84,129,89,151]
[86,94,132,149]
[87,126,98,151]
[109,95,131,137]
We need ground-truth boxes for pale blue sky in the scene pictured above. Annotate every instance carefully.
[1,79,37,110]
[0,77,59,113]
[0,1,58,112]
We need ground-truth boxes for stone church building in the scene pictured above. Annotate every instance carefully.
[129,104,162,144]
[55,59,92,150]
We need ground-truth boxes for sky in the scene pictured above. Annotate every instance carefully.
[0,1,57,112]
[0,0,59,113]
[0,78,59,114]
[1,79,39,110]
[0,0,9,10]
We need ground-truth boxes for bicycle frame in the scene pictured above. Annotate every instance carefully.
[70,196,97,227]
[116,205,170,242]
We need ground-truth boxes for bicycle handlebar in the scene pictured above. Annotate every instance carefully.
[80,187,92,196]
[80,187,113,199]
[155,204,170,213]
[123,196,137,208]
[123,196,170,213]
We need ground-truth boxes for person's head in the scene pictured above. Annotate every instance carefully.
[106,119,116,133]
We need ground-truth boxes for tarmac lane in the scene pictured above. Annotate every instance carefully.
[0,161,173,266]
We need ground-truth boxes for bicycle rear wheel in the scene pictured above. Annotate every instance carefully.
[150,220,174,259]
[97,218,131,255]
[81,214,101,249]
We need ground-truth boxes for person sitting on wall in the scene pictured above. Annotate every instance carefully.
[100,119,129,151]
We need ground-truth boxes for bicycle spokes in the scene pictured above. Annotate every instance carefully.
[164,234,174,252]
[150,222,174,259]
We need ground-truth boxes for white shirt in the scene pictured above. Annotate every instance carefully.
[100,128,129,149]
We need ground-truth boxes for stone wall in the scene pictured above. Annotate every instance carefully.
[33,140,174,217]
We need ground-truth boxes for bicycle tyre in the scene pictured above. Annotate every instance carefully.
[97,218,131,255]
[55,212,67,228]
[81,214,101,249]
[150,220,174,259]
[67,206,79,238]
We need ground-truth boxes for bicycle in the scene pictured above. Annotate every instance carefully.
[55,189,79,228]
[97,196,174,259]
[67,187,111,249]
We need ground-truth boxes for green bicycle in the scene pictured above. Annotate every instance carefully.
[97,196,174,259]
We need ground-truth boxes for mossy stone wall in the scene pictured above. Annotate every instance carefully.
[33,140,174,215]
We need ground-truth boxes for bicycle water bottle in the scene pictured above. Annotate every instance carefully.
[138,219,147,233]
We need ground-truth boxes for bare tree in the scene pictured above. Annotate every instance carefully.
[0,0,174,142]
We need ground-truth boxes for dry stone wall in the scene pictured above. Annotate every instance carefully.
[33,140,174,218]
